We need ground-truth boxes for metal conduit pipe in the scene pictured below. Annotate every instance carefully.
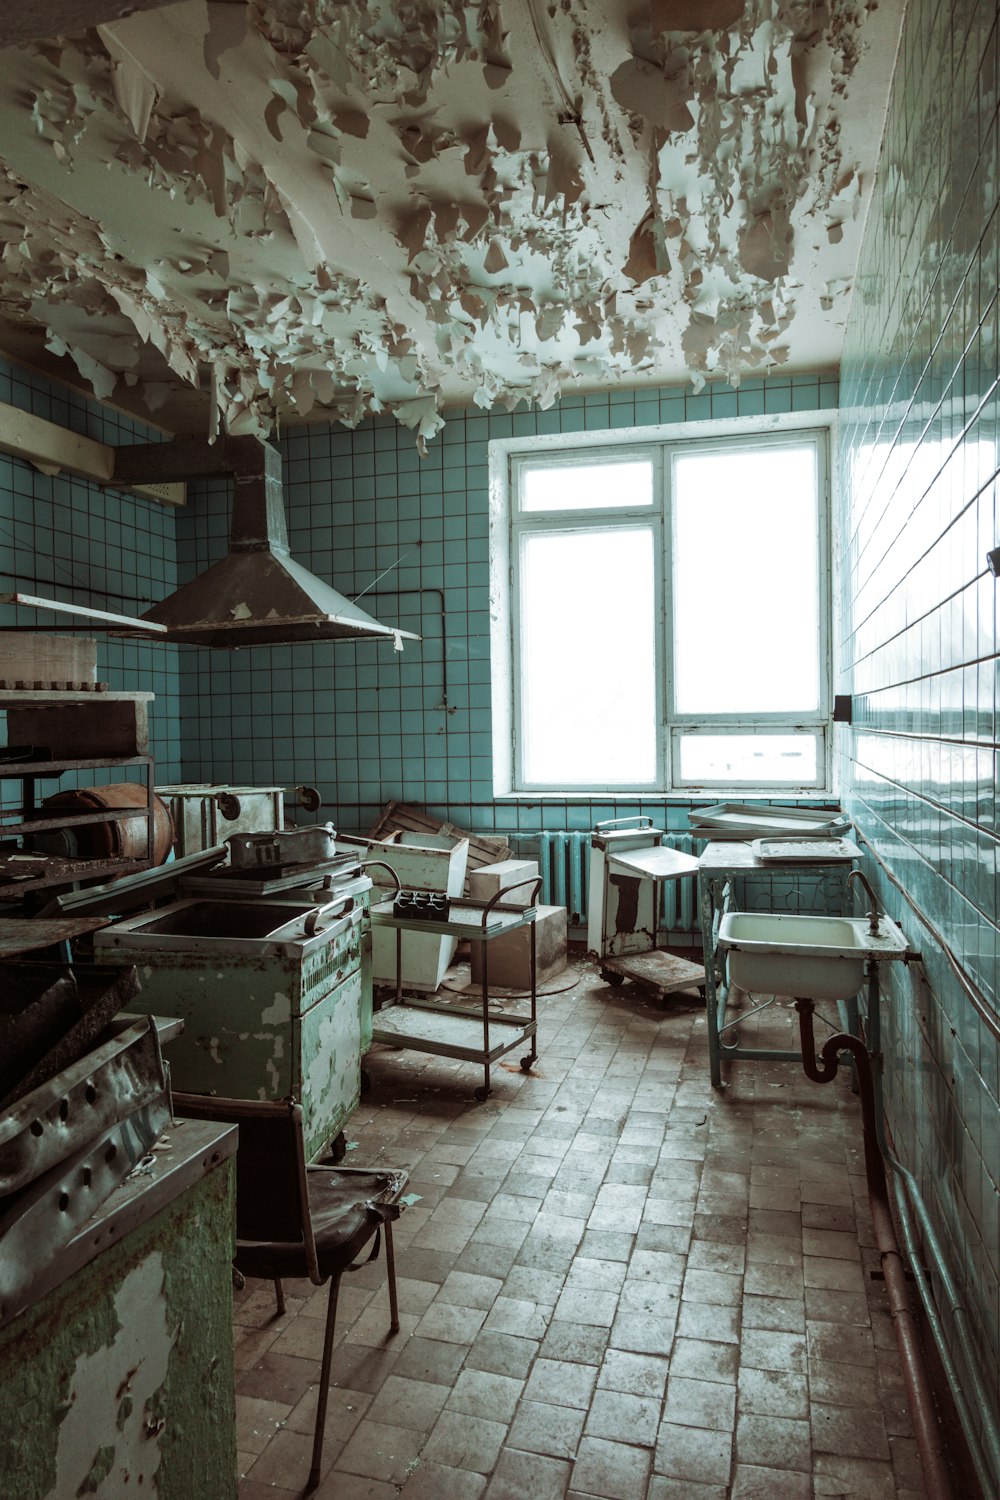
[794,1000,956,1500]
[889,1167,998,1500]
[848,828,1000,1492]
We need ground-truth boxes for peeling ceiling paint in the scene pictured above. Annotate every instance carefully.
[0,0,904,442]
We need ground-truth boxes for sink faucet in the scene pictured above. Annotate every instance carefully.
[848,870,880,935]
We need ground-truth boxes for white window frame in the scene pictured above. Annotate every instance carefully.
[489,412,835,797]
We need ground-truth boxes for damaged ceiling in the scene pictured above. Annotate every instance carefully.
[0,0,903,444]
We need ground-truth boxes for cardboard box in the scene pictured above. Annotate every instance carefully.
[469,904,567,989]
[467,858,540,906]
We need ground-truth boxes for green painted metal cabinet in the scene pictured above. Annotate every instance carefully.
[94,893,372,1159]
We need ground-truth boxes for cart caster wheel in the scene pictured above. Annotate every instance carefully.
[323,1131,347,1164]
[474,1086,491,1102]
[600,969,625,987]
[519,1055,535,1072]
[359,1068,372,1097]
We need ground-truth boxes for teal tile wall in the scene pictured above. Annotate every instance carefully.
[838,0,999,1475]
[0,357,183,782]
[177,372,839,839]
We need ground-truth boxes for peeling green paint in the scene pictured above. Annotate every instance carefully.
[0,1155,236,1500]
[99,903,369,1156]
[76,1443,115,1495]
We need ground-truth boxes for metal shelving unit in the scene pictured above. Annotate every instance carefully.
[0,689,156,901]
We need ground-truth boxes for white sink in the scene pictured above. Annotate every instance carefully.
[717,911,908,1000]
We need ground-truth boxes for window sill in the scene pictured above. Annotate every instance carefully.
[494,790,840,803]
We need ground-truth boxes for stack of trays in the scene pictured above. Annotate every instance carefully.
[688,803,851,841]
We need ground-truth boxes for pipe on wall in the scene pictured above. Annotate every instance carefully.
[849,829,1000,1495]
[794,999,957,1500]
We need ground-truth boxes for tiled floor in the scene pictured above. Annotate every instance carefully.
[234,955,927,1500]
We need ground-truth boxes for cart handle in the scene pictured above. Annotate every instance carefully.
[594,815,655,833]
[481,876,543,931]
[303,898,359,937]
[359,858,403,895]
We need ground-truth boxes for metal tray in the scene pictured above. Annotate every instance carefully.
[690,803,850,838]
[751,836,861,863]
[228,822,337,869]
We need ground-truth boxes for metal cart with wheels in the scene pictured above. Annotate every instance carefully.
[587,816,706,1001]
[369,877,542,1100]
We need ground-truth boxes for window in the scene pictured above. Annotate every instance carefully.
[494,427,830,793]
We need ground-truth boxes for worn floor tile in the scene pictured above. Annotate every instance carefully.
[421,1410,508,1475]
[366,1373,450,1432]
[735,1412,812,1471]
[522,1356,599,1409]
[336,1418,427,1484]
[812,1400,891,1460]
[484,1447,572,1500]
[311,1471,398,1500]
[413,1301,487,1345]
[506,1396,586,1458]
[571,1434,653,1500]
[668,1338,738,1385]
[663,1374,736,1433]
[446,1368,524,1424]
[654,1421,733,1485]
[597,1347,670,1398]
[585,1388,661,1447]
[729,1463,811,1498]
[465,1330,539,1379]
[399,1460,487,1499]
[647,1479,727,1500]
[235,1394,292,1455]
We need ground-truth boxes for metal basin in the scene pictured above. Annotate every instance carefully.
[717,911,908,1000]
[96,898,317,951]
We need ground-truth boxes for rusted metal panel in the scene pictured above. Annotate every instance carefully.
[0,916,111,957]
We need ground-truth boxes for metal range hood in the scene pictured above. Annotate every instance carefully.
[110,436,418,649]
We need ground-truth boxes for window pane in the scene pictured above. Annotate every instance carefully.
[672,444,821,713]
[521,460,652,512]
[520,528,656,784]
[677,732,819,784]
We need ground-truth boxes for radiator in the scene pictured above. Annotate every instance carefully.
[533,830,699,936]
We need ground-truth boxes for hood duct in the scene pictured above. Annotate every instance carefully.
[110,436,418,649]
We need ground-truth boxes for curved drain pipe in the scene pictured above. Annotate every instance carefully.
[794,999,955,1500]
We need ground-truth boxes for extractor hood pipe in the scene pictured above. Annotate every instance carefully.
[109,436,418,650]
